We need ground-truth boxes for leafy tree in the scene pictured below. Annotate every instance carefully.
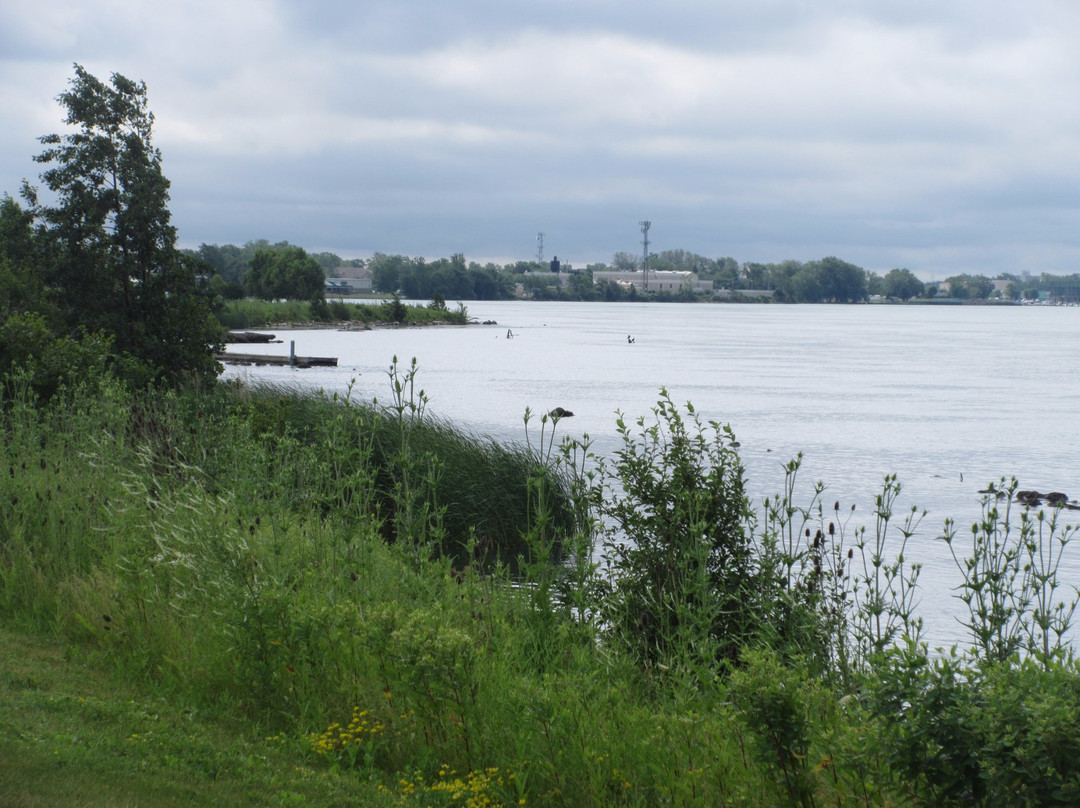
[790,268,824,303]
[309,250,363,271]
[0,195,45,319]
[762,260,803,300]
[190,242,248,284]
[427,254,472,299]
[741,262,768,289]
[369,252,410,293]
[467,263,512,299]
[711,256,740,289]
[565,269,596,300]
[26,64,221,383]
[945,273,993,300]
[520,272,561,297]
[246,245,325,301]
[595,278,628,301]
[812,256,868,303]
[209,274,245,302]
[400,258,434,299]
[611,251,639,271]
[883,268,925,301]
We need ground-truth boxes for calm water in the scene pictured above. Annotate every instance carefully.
[223,301,1080,647]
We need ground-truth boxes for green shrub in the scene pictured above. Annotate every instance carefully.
[0,311,114,402]
[864,643,985,806]
[384,294,407,324]
[729,647,823,807]
[864,644,1080,807]
[976,656,1080,806]
[594,390,756,672]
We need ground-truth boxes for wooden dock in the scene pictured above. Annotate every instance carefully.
[218,340,338,368]
[218,353,338,368]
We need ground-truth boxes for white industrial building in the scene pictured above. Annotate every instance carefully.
[591,270,713,294]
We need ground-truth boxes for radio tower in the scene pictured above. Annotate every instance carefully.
[639,220,651,292]
[536,232,545,264]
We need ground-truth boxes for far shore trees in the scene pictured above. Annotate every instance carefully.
[883,268,925,300]
[246,244,326,302]
[945,273,994,300]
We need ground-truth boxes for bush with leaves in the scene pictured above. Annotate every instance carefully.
[0,311,114,402]
[593,390,757,672]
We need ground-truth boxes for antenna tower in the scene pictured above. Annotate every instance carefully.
[639,220,651,292]
[536,232,544,264]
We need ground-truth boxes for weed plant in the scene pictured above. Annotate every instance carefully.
[3,368,1080,807]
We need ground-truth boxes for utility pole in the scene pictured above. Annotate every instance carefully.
[536,232,544,265]
[639,220,651,292]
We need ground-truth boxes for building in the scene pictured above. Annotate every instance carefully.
[591,270,713,294]
[325,267,373,295]
[325,279,356,295]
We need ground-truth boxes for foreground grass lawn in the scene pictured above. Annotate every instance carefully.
[0,628,395,808]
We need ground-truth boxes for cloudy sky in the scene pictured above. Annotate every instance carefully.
[3,1,1079,279]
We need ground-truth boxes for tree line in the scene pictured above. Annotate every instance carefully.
[357,250,1078,304]
[192,239,1080,307]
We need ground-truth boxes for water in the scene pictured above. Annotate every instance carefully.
[222,301,1080,648]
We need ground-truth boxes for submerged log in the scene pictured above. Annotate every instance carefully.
[226,331,278,343]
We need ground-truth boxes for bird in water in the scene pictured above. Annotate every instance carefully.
[627,335,635,343]
[549,407,574,418]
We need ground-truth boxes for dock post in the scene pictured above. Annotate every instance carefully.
[290,340,296,366]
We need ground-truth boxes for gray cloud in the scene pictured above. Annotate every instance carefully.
[3,0,1080,278]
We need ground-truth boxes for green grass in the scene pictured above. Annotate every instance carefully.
[0,629,399,808]
[4,371,1080,807]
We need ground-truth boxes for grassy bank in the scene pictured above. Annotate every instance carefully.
[215,297,471,331]
[3,368,1080,806]
[0,628,398,808]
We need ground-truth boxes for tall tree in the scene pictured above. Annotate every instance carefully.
[0,195,44,319]
[246,245,325,300]
[883,268,925,301]
[945,273,993,300]
[812,256,867,303]
[611,251,640,271]
[28,64,221,383]
[369,252,409,293]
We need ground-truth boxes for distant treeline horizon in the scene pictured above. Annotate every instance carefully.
[186,239,1080,304]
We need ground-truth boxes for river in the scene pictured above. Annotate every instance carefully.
[222,300,1080,649]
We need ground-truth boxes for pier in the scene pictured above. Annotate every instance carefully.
[218,340,338,368]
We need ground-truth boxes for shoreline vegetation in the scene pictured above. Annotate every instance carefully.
[216,297,474,334]
[4,361,1080,807]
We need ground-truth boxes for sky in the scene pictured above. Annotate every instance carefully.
[3,1,1080,280]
